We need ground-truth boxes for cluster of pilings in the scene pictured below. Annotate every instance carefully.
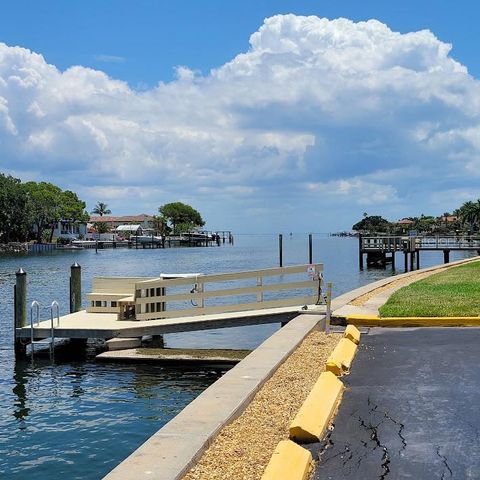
[13,263,82,357]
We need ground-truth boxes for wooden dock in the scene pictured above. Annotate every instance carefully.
[359,234,480,270]
[14,264,330,355]
[16,305,326,340]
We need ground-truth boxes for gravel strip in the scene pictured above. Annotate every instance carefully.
[182,331,340,480]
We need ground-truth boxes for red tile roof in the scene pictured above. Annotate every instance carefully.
[90,214,154,223]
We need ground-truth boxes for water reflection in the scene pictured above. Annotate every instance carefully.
[3,354,225,479]
[13,361,29,424]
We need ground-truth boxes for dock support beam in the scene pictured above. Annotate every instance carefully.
[404,251,408,272]
[391,252,395,270]
[416,250,420,270]
[14,268,27,357]
[410,251,415,271]
[443,249,450,264]
[70,263,82,313]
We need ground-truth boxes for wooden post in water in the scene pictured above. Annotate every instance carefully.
[404,251,408,272]
[410,251,415,271]
[443,249,450,264]
[308,234,313,264]
[70,263,82,313]
[278,234,283,267]
[416,250,420,270]
[391,251,396,270]
[14,268,27,357]
[358,235,364,270]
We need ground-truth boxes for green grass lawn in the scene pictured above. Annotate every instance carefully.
[379,261,480,317]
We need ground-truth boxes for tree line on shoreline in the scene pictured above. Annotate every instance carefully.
[0,173,205,244]
[353,200,480,235]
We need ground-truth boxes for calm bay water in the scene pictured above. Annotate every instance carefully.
[0,235,474,479]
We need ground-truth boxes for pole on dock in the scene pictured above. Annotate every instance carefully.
[416,250,420,270]
[308,234,313,264]
[70,263,82,313]
[410,251,415,271]
[404,251,408,272]
[391,252,395,270]
[325,282,332,334]
[358,235,364,270]
[14,268,27,357]
[278,234,283,267]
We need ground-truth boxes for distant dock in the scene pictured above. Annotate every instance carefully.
[26,231,234,253]
[359,234,480,270]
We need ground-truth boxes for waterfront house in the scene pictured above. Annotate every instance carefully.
[89,214,155,231]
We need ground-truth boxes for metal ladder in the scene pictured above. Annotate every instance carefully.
[30,300,60,357]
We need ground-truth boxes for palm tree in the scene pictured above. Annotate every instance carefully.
[91,202,111,217]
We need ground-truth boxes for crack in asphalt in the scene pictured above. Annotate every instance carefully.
[436,446,453,479]
[317,396,409,479]
[358,414,390,479]
[316,424,335,462]
[383,411,407,456]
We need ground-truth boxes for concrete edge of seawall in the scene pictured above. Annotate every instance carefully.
[332,255,480,311]
[103,256,479,480]
[103,313,326,480]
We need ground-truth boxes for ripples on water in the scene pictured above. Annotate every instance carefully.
[0,235,474,479]
[0,351,224,479]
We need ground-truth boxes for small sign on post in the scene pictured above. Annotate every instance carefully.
[307,264,316,278]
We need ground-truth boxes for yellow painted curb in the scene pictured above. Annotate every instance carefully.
[261,440,312,480]
[346,314,480,328]
[289,371,344,443]
[344,324,361,344]
[326,337,358,376]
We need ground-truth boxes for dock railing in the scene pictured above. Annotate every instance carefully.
[362,235,480,252]
[132,264,324,320]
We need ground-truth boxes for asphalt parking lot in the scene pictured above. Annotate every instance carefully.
[312,328,480,480]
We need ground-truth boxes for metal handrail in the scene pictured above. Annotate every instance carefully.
[50,301,60,338]
[29,300,59,358]
[30,300,40,346]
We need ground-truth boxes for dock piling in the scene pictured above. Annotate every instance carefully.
[279,234,283,267]
[14,268,28,357]
[358,235,364,270]
[443,249,450,264]
[70,263,82,313]
[308,234,313,264]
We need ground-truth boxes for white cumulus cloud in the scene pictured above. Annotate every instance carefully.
[1,14,479,231]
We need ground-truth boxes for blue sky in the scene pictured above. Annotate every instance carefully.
[1,1,480,231]
[2,1,479,85]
